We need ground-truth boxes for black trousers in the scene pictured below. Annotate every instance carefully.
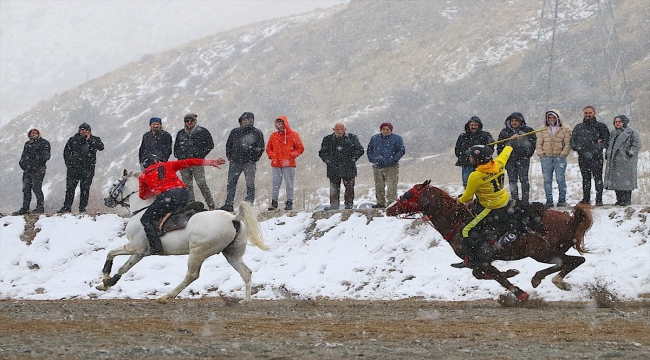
[140,187,190,238]
[578,154,604,203]
[63,168,94,211]
[329,176,355,209]
[22,170,46,210]
[505,159,530,202]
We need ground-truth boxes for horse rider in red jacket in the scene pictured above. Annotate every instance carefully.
[139,153,225,255]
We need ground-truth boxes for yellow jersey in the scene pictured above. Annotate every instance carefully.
[459,146,512,209]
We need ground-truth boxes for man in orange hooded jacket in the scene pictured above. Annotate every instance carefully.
[265,116,304,211]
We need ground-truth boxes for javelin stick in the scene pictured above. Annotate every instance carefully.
[488,127,548,146]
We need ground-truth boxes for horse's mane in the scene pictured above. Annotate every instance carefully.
[424,184,473,218]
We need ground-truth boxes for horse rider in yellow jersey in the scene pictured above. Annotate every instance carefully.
[451,141,518,269]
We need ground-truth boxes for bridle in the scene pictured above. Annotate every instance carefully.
[105,178,137,209]
[391,183,469,242]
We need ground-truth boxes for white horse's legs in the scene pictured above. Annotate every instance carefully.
[223,240,253,304]
[158,251,210,304]
[96,247,144,291]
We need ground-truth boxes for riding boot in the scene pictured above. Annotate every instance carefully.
[451,237,480,269]
[146,234,164,255]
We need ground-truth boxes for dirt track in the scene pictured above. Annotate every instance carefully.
[1,299,649,359]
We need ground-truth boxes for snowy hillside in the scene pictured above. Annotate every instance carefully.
[1,175,649,302]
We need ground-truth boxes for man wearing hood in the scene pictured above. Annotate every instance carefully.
[497,112,536,203]
[13,128,51,215]
[570,106,610,205]
[219,112,265,212]
[139,117,172,170]
[454,116,495,187]
[173,113,216,209]
[604,115,643,206]
[536,110,572,207]
[59,123,104,213]
[265,116,304,211]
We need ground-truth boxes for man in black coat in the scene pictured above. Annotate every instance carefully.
[570,105,610,205]
[318,122,365,210]
[138,117,172,170]
[497,112,537,203]
[59,123,104,213]
[454,116,495,188]
[13,128,51,215]
[173,113,216,209]
[219,112,265,212]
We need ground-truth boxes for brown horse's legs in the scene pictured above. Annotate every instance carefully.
[481,264,528,301]
[530,252,586,290]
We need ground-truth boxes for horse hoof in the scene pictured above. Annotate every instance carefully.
[96,284,106,291]
[531,277,542,288]
[504,269,520,278]
[552,275,572,291]
[157,296,169,304]
[518,291,529,301]
[238,299,251,305]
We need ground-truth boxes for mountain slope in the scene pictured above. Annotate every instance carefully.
[1,0,648,212]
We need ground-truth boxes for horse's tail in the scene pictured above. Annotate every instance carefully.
[571,204,593,254]
[233,202,269,251]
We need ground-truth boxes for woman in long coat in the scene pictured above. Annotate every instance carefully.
[604,115,643,206]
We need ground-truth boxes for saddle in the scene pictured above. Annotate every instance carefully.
[157,202,207,236]
[468,200,546,246]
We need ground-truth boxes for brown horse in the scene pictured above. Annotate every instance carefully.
[385,180,593,301]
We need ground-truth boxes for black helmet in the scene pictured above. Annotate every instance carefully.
[142,153,160,169]
[466,145,494,164]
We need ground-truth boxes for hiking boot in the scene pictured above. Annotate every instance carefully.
[451,257,469,269]
[268,200,278,211]
[208,204,216,210]
[219,204,234,212]
[57,207,71,213]
[79,208,86,213]
[31,206,45,214]
[544,201,554,208]
[556,201,568,207]
[578,199,590,205]
[595,201,603,207]
[284,200,293,211]
[372,204,386,209]
[12,208,29,216]
[344,204,353,210]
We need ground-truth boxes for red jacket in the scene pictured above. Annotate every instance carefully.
[265,116,304,168]
[139,158,211,200]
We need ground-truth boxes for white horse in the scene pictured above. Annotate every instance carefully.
[99,170,268,304]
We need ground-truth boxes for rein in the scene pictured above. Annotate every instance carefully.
[395,184,469,242]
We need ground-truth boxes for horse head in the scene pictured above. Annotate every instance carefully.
[386,180,432,217]
[104,169,140,208]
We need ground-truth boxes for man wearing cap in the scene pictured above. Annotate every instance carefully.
[366,122,405,208]
[138,117,172,170]
[13,128,51,215]
[454,116,495,188]
[319,122,365,210]
[58,123,104,213]
[220,112,265,212]
[173,113,216,209]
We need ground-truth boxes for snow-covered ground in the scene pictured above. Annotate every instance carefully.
[1,201,648,302]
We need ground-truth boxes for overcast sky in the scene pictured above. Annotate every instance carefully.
[0,0,348,128]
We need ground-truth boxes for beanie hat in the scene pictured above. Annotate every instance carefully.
[79,122,91,131]
[380,122,393,131]
[184,113,197,121]
[150,117,162,125]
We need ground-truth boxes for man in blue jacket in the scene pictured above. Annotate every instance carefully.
[367,122,405,208]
